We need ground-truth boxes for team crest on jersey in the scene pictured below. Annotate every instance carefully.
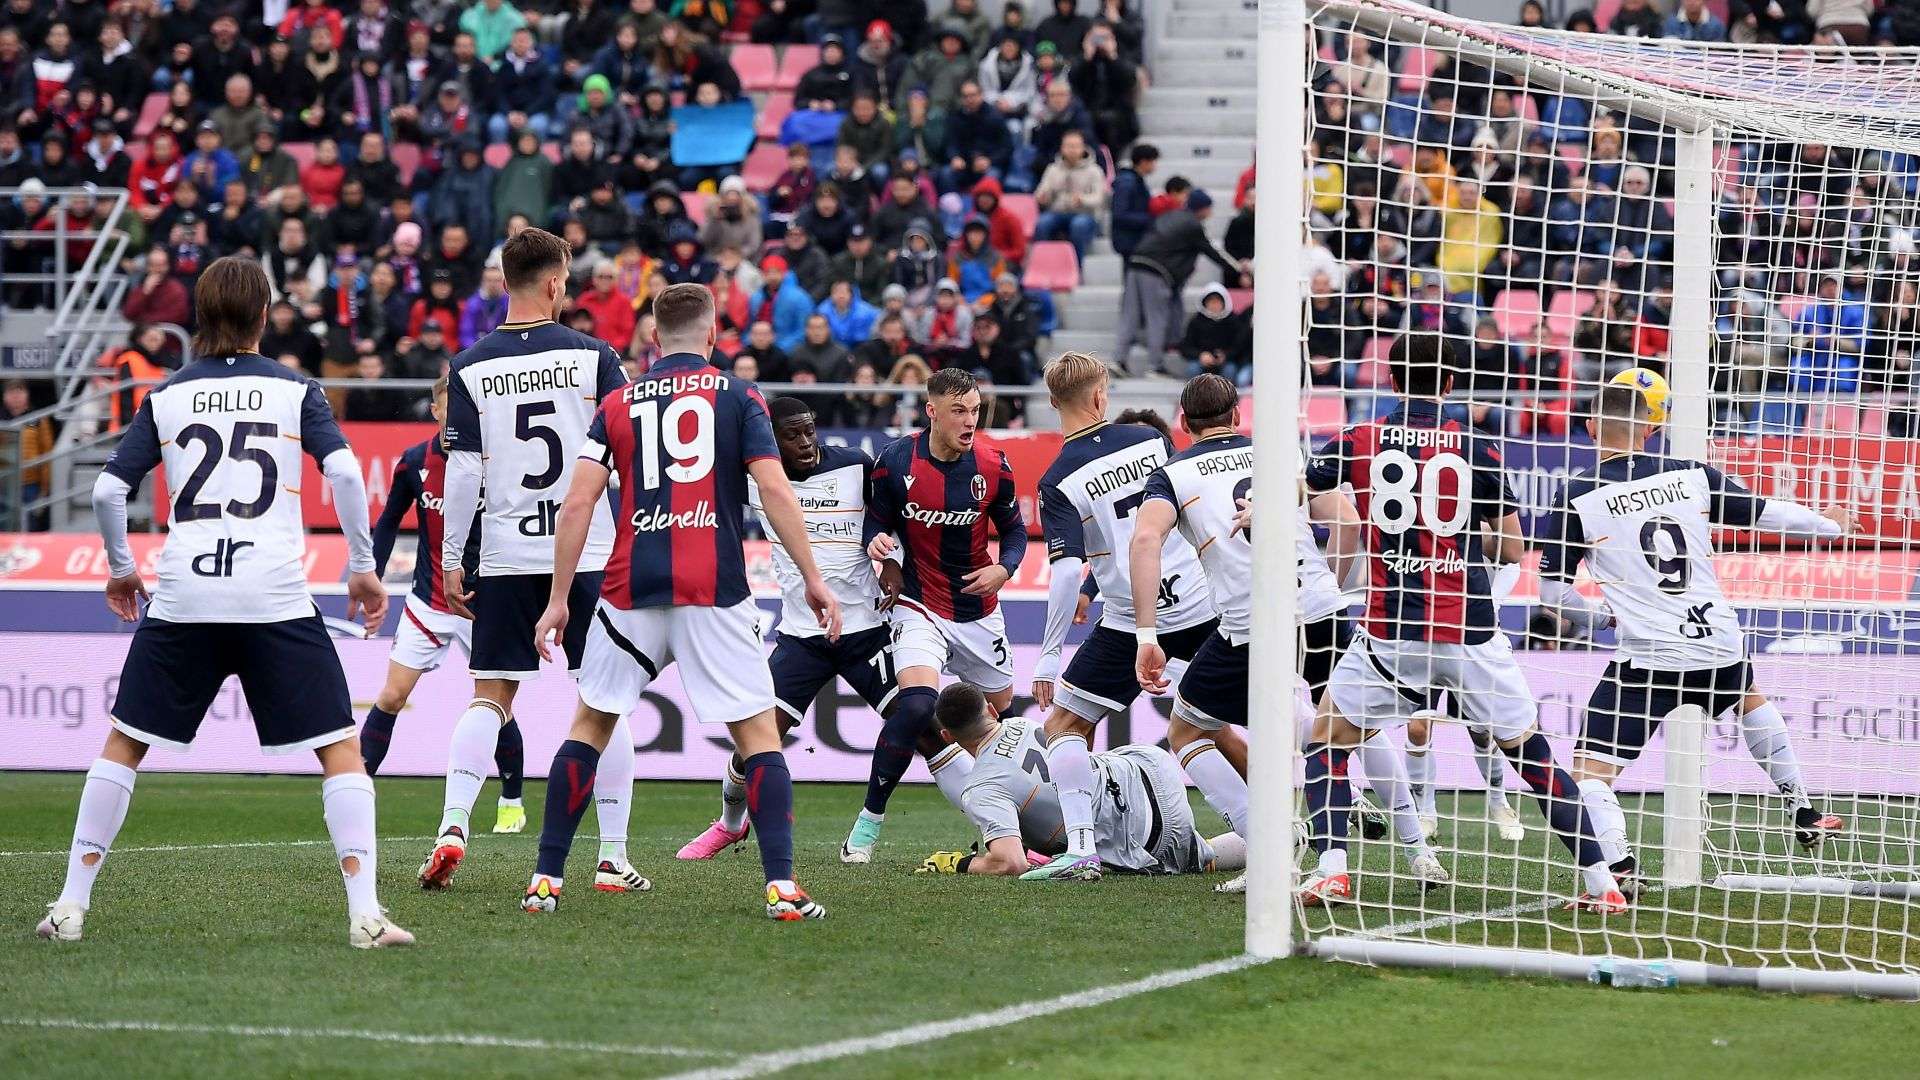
[971,474,988,503]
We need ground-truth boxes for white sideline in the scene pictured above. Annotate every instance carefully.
[0,1017,724,1059]
[0,837,424,857]
[656,954,1267,1080]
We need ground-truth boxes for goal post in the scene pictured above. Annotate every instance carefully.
[1251,0,1920,997]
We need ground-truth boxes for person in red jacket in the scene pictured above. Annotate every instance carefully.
[301,136,347,211]
[278,0,345,43]
[407,268,463,341]
[968,175,1028,268]
[127,131,183,226]
[121,247,191,327]
[571,261,639,352]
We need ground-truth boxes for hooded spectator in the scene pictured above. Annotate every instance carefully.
[579,177,637,251]
[949,217,1005,302]
[660,219,718,284]
[890,220,944,309]
[873,170,945,251]
[493,128,555,233]
[701,174,764,257]
[780,220,834,298]
[977,32,1037,122]
[1036,0,1092,57]
[899,25,976,111]
[1181,282,1250,381]
[748,254,815,350]
[635,179,689,257]
[968,176,1027,266]
[796,33,855,111]
[430,136,496,242]
[1069,19,1139,160]
[577,73,635,163]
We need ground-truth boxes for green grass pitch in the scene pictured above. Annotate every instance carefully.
[2,771,1915,1079]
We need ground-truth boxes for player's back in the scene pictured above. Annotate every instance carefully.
[104,354,338,623]
[588,350,778,609]
[1040,422,1214,632]
[748,442,884,637]
[445,320,627,575]
[1555,453,1742,668]
[962,717,1066,852]
[1144,432,1253,640]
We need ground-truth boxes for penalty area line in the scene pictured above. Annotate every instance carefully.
[0,1017,727,1060]
[657,954,1268,1080]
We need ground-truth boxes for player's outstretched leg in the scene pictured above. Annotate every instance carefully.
[1498,731,1625,911]
[361,705,399,775]
[845,683,938,863]
[1300,742,1354,905]
[679,753,753,859]
[1404,711,1439,839]
[1739,696,1844,849]
[37,741,142,943]
[1469,725,1523,842]
[1022,717,1104,882]
[724,709,824,920]
[1353,730,1449,889]
[319,742,414,948]
[593,713,650,891]
[492,719,527,833]
[421,696,510,889]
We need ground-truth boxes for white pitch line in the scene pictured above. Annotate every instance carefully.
[1355,884,1671,940]
[657,954,1268,1080]
[0,837,424,858]
[0,1017,726,1059]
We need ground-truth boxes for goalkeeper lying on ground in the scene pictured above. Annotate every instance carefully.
[917,684,1247,877]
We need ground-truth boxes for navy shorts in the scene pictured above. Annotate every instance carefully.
[770,624,898,723]
[1057,619,1218,725]
[1300,614,1353,700]
[1173,630,1250,730]
[469,571,605,680]
[1580,659,1752,766]
[112,614,354,754]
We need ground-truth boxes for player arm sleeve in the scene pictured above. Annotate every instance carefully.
[1704,464,1839,537]
[1540,576,1612,634]
[1304,433,1350,492]
[1754,500,1842,538]
[1535,492,1609,632]
[441,450,482,571]
[370,456,416,579]
[596,343,630,398]
[990,454,1028,574]
[101,396,161,490]
[865,455,902,542]
[298,382,350,462]
[1081,573,1100,601]
[320,449,377,574]
[961,783,1023,847]
[91,471,137,579]
[1036,555,1084,684]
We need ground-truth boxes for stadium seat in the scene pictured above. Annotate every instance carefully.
[1556,141,1585,175]
[732,44,777,92]
[483,143,511,169]
[774,45,819,91]
[133,92,169,139]
[682,191,710,227]
[1000,192,1037,239]
[1777,294,1813,322]
[1382,142,1413,169]
[1545,289,1587,340]
[1593,0,1622,29]
[741,141,788,192]
[1492,288,1542,337]
[1022,242,1080,291]
[756,92,794,141]
[1396,47,1439,92]
[1228,288,1253,313]
[1303,391,1346,436]
[542,141,561,163]
[390,141,422,184]
[283,141,314,171]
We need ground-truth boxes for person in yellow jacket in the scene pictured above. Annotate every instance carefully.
[1438,178,1503,298]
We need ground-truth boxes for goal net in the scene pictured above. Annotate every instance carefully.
[1262,0,1920,996]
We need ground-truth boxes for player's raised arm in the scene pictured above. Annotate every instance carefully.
[1033,477,1086,707]
[301,380,385,633]
[750,456,842,642]
[1307,489,1361,587]
[1703,463,1851,539]
[1130,469,1180,693]
[863,446,904,561]
[438,366,484,617]
[93,395,161,621]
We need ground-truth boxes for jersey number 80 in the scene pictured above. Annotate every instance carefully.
[1367,449,1470,537]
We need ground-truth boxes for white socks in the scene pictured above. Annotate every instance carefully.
[1179,739,1250,838]
[1356,732,1427,851]
[927,744,974,813]
[1578,778,1631,865]
[1046,733,1098,857]
[596,713,634,864]
[1405,734,1437,815]
[1469,727,1511,808]
[56,759,136,910]
[322,773,381,919]
[439,700,505,837]
[1741,702,1810,811]
[719,755,749,832]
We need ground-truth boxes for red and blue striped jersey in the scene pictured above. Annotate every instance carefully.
[371,439,479,613]
[580,351,779,610]
[867,431,1028,622]
[1306,399,1513,645]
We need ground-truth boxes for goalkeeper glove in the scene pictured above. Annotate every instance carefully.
[916,850,971,874]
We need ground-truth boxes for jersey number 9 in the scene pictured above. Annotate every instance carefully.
[632,396,715,490]
[1368,449,1469,538]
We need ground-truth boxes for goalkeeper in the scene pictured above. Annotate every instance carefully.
[916,684,1247,877]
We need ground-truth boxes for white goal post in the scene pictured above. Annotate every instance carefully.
[1248,0,1920,997]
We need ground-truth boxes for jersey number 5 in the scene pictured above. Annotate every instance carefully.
[631,396,716,489]
[1368,449,1470,537]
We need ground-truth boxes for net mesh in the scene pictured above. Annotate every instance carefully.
[1291,0,1920,987]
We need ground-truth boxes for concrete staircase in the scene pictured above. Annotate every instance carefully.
[1047,0,1257,367]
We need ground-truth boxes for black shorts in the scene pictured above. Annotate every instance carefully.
[112,614,354,754]
[1057,618,1219,725]
[1173,630,1250,730]
[1300,614,1353,700]
[770,624,898,722]
[470,571,605,679]
[1580,659,1753,766]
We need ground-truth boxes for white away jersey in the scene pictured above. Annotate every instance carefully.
[1142,433,1253,642]
[1039,422,1215,633]
[1539,453,1761,670]
[748,442,886,638]
[961,717,1179,871]
[102,354,344,623]
[1295,501,1349,625]
[445,320,628,574]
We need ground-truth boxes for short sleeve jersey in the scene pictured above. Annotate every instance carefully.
[866,431,1028,623]
[1142,433,1254,642]
[748,442,886,638]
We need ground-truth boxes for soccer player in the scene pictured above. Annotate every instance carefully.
[421,227,644,894]
[357,377,528,834]
[917,684,1248,877]
[676,396,906,860]
[1020,353,1221,883]
[522,283,840,920]
[844,367,1029,863]
[1306,332,1621,911]
[38,257,411,948]
[1540,382,1848,887]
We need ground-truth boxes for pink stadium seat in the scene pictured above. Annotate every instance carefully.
[1545,289,1587,340]
[1303,391,1345,436]
[999,192,1037,238]
[682,191,710,228]
[1396,47,1440,92]
[1382,142,1413,169]
[125,141,148,164]
[1492,288,1542,337]
[1514,93,1540,124]
[390,142,422,184]
[1556,141,1585,175]
[732,44,777,92]
[756,92,794,141]
[741,142,789,193]
[1352,359,1392,388]
[283,141,315,171]
[1777,294,1813,322]
[1362,335,1395,362]
[133,92,170,139]
[542,141,561,163]
[1228,288,1253,313]
[1022,242,1080,291]
[774,45,819,92]
[1593,0,1622,30]
[483,142,511,169]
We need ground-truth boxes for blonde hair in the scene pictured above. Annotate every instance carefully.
[1043,351,1107,407]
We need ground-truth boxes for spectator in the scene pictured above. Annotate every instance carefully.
[961,313,1027,421]
[592,19,655,106]
[440,33,499,119]
[885,353,933,426]
[382,219,424,292]
[1224,183,1254,263]
[624,0,671,54]
[816,278,879,346]
[81,20,145,130]
[968,176,1028,267]
[738,319,792,380]
[1107,142,1157,259]
[344,353,411,421]
[491,26,555,144]
[1069,20,1139,161]
[1665,0,1730,39]
[944,0,997,56]
[978,32,1037,127]
[335,51,403,148]
[1035,0,1092,58]
[1572,279,1639,384]
[1790,273,1868,395]
[624,311,660,374]
[852,19,909,106]
[494,128,555,233]
[940,80,1012,192]
[314,250,374,365]
[796,181,857,255]
[790,313,854,386]
[828,223,890,303]
[300,137,346,211]
[576,74,635,165]
[578,177,637,252]
[431,137,497,243]
[1033,128,1104,263]
[460,0,526,61]
[838,89,896,177]
[348,132,404,205]
[191,13,253,108]
[634,179,689,257]
[554,126,613,216]
[1608,0,1665,36]
[1030,39,1069,96]
[780,220,834,297]
[899,25,975,112]
[574,260,639,350]
[748,253,814,350]
[824,361,893,427]
[873,170,945,251]
[81,117,130,188]
[184,120,240,192]
[344,0,404,60]
[766,141,821,232]
[983,273,1039,372]
[285,25,348,143]
[123,246,190,326]
[701,174,764,257]
[1,378,51,527]
[1182,283,1249,382]
[999,0,1040,49]
[1114,189,1244,376]
[362,261,410,353]
[853,310,915,372]
[128,130,184,225]
[911,278,975,360]
[1438,178,1503,298]
[242,127,300,199]
[409,267,463,340]
[652,23,743,100]
[823,143,874,220]
[891,221,944,308]
[1026,79,1097,172]
[459,264,510,349]
[797,33,855,111]
[950,217,1005,302]
[263,216,324,302]
[660,220,718,284]
[893,88,949,166]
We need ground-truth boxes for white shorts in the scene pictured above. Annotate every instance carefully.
[576,599,776,726]
[1327,631,1536,743]
[389,593,472,673]
[890,600,1014,694]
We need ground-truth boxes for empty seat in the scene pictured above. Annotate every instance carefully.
[390,141,422,184]
[731,44,777,92]
[999,192,1037,238]
[682,191,710,228]
[1492,288,1542,337]
[1021,241,1080,291]
[1545,289,1587,340]
[133,93,170,139]
[774,45,820,92]
[755,92,794,141]
[740,141,789,192]
[482,142,511,169]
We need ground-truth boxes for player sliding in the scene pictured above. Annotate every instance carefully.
[677,396,905,860]
[1306,333,1622,911]
[1539,382,1847,889]
[38,256,411,948]
[523,284,841,920]
[844,367,1028,863]
[421,228,645,894]
[357,377,528,834]
[919,684,1248,877]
